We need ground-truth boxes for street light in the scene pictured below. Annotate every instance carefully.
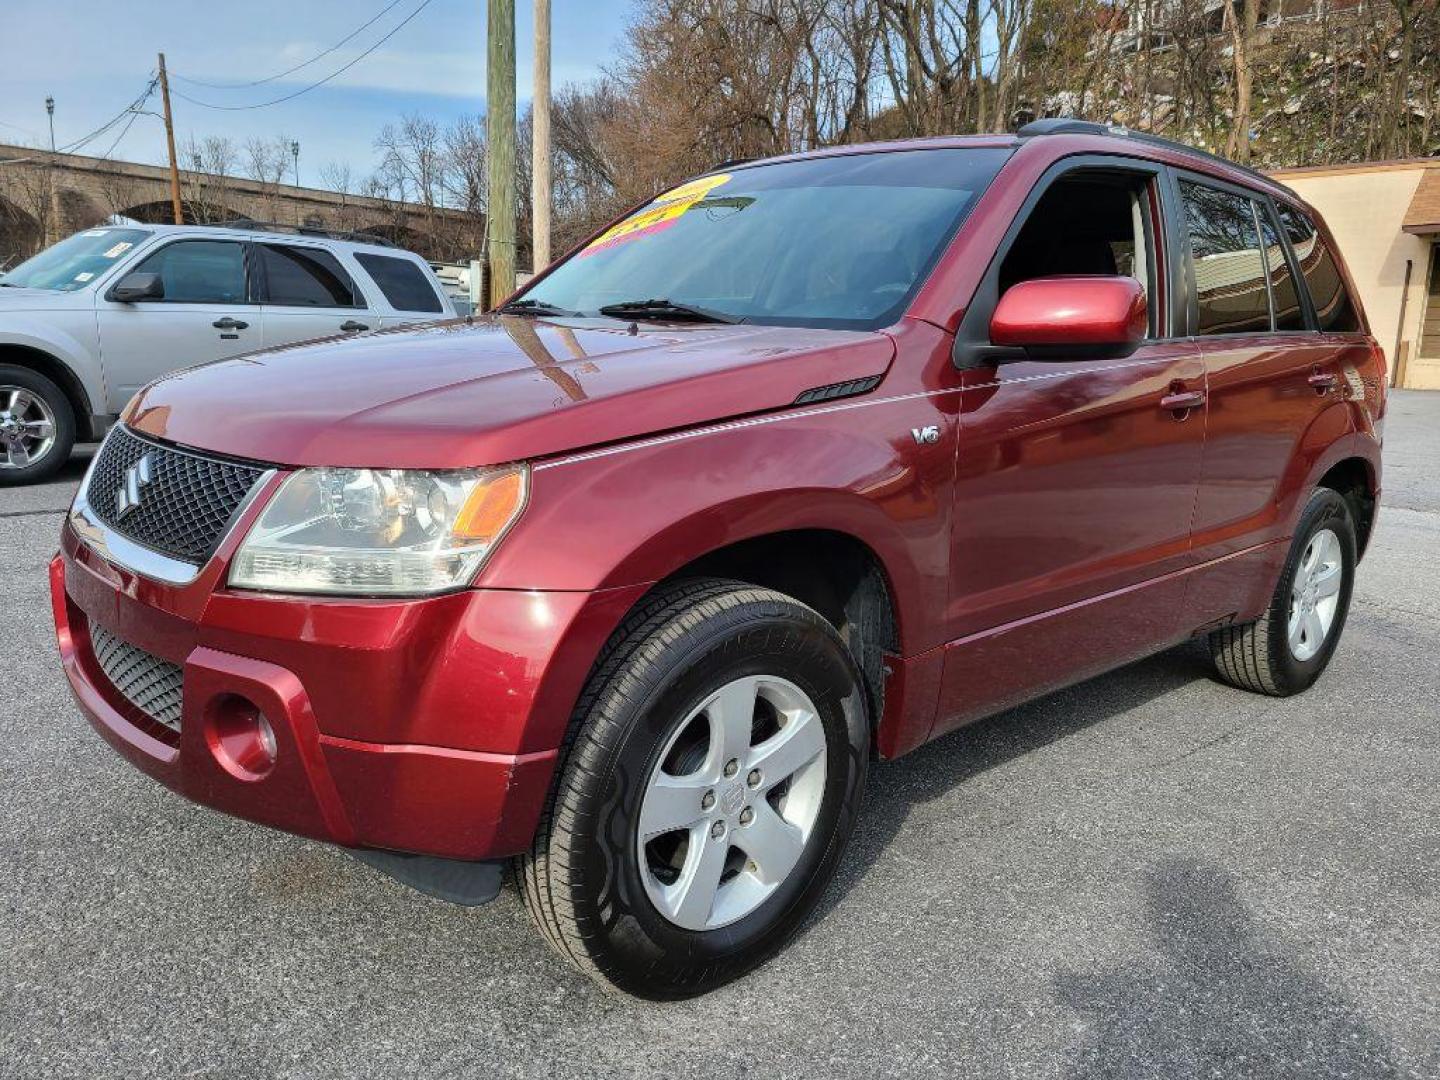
[44,96,55,152]
[290,140,300,187]
[44,96,58,246]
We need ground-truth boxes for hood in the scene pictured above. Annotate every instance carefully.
[0,286,89,312]
[124,316,897,469]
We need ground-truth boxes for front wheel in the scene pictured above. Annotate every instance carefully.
[517,579,869,998]
[0,366,75,486]
[1209,487,1357,696]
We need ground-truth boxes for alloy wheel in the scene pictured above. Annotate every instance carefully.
[0,385,57,471]
[636,675,828,931]
[1288,527,1343,662]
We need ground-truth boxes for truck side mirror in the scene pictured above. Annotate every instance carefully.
[111,272,165,303]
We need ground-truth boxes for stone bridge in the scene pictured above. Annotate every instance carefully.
[0,143,477,266]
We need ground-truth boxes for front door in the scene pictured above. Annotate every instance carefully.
[95,238,257,410]
[934,163,1207,736]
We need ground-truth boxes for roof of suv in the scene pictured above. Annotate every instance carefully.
[119,222,412,256]
[717,122,1299,204]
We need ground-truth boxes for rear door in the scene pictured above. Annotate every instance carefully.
[256,241,372,348]
[1179,178,1351,567]
[94,237,257,409]
[934,158,1208,736]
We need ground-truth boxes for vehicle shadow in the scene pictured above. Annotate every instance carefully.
[1054,856,1404,1078]
[817,639,1218,916]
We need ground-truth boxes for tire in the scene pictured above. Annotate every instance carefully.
[0,365,75,486]
[517,578,869,999]
[1209,487,1357,696]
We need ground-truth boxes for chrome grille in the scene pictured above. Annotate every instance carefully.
[85,427,267,564]
[89,623,184,733]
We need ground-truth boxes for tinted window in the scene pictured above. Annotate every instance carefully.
[512,148,1010,331]
[355,254,443,313]
[1277,205,1360,333]
[1258,207,1306,331]
[259,244,360,308]
[1180,181,1269,335]
[131,240,246,304]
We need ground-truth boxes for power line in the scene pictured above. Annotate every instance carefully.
[172,0,410,89]
[171,0,433,112]
[0,78,157,165]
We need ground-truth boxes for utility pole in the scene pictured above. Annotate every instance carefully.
[44,96,58,245]
[157,53,184,225]
[486,0,516,308]
[531,0,552,271]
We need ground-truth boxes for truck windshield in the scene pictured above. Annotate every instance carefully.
[517,148,1009,331]
[1,227,152,292]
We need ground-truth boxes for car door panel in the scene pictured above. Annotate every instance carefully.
[255,242,372,349]
[933,345,1206,737]
[94,239,256,410]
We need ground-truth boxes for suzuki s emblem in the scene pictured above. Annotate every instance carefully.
[911,425,940,446]
[115,453,154,520]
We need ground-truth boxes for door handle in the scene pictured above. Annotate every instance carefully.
[1160,389,1206,412]
[340,320,370,332]
[212,317,249,330]
[1308,370,1338,391]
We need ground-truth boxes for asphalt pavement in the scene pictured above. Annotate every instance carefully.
[2,393,1437,1079]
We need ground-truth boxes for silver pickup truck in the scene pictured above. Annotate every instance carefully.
[0,223,456,484]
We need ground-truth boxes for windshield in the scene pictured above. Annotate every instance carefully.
[1,227,152,292]
[520,148,1009,330]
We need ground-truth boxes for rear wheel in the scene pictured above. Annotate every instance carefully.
[1209,487,1357,696]
[517,579,869,998]
[0,366,75,486]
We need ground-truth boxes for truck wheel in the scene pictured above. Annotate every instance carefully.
[0,366,75,486]
[517,578,869,999]
[1209,487,1357,696]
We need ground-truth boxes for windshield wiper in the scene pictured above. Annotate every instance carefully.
[497,297,578,317]
[597,298,740,324]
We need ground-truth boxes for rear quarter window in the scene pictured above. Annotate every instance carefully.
[354,254,444,313]
[1277,206,1361,333]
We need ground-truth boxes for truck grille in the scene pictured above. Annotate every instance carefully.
[86,427,267,564]
[89,623,184,733]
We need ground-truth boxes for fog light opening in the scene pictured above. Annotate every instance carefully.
[204,694,278,781]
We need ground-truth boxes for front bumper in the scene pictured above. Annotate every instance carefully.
[51,524,647,862]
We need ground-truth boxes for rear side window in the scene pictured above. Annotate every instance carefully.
[131,240,247,304]
[1258,209,1306,331]
[258,244,361,308]
[1277,206,1360,333]
[354,254,443,313]
[1179,180,1269,335]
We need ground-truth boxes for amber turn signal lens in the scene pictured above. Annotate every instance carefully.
[452,468,527,541]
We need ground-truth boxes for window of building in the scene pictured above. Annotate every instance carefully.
[1276,205,1361,333]
[258,244,361,308]
[1179,181,1270,335]
[354,254,444,313]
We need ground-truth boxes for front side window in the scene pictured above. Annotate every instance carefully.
[259,244,360,308]
[0,227,151,292]
[354,254,443,313]
[517,148,1010,331]
[129,240,247,304]
[1277,205,1360,333]
[1179,180,1270,335]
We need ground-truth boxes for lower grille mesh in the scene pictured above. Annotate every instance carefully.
[90,623,184,732]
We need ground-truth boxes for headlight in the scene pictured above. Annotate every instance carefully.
[228,465,527,596]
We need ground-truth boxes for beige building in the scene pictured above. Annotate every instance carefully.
[1268,159,1440,390]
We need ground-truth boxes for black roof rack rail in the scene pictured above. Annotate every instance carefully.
[1015,118,1290,194]
[209,219,399,248]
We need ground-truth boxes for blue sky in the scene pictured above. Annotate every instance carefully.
[0,0,631,186]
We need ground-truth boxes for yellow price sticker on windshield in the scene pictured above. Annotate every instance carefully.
[581,173,733,257]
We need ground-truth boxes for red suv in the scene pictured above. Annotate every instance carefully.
[51,120,1385,998]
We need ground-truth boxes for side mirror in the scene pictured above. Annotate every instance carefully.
[990,275,1147,360]
[111,272,164,303]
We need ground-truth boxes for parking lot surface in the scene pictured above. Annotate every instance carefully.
[2,392,1437,1079]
